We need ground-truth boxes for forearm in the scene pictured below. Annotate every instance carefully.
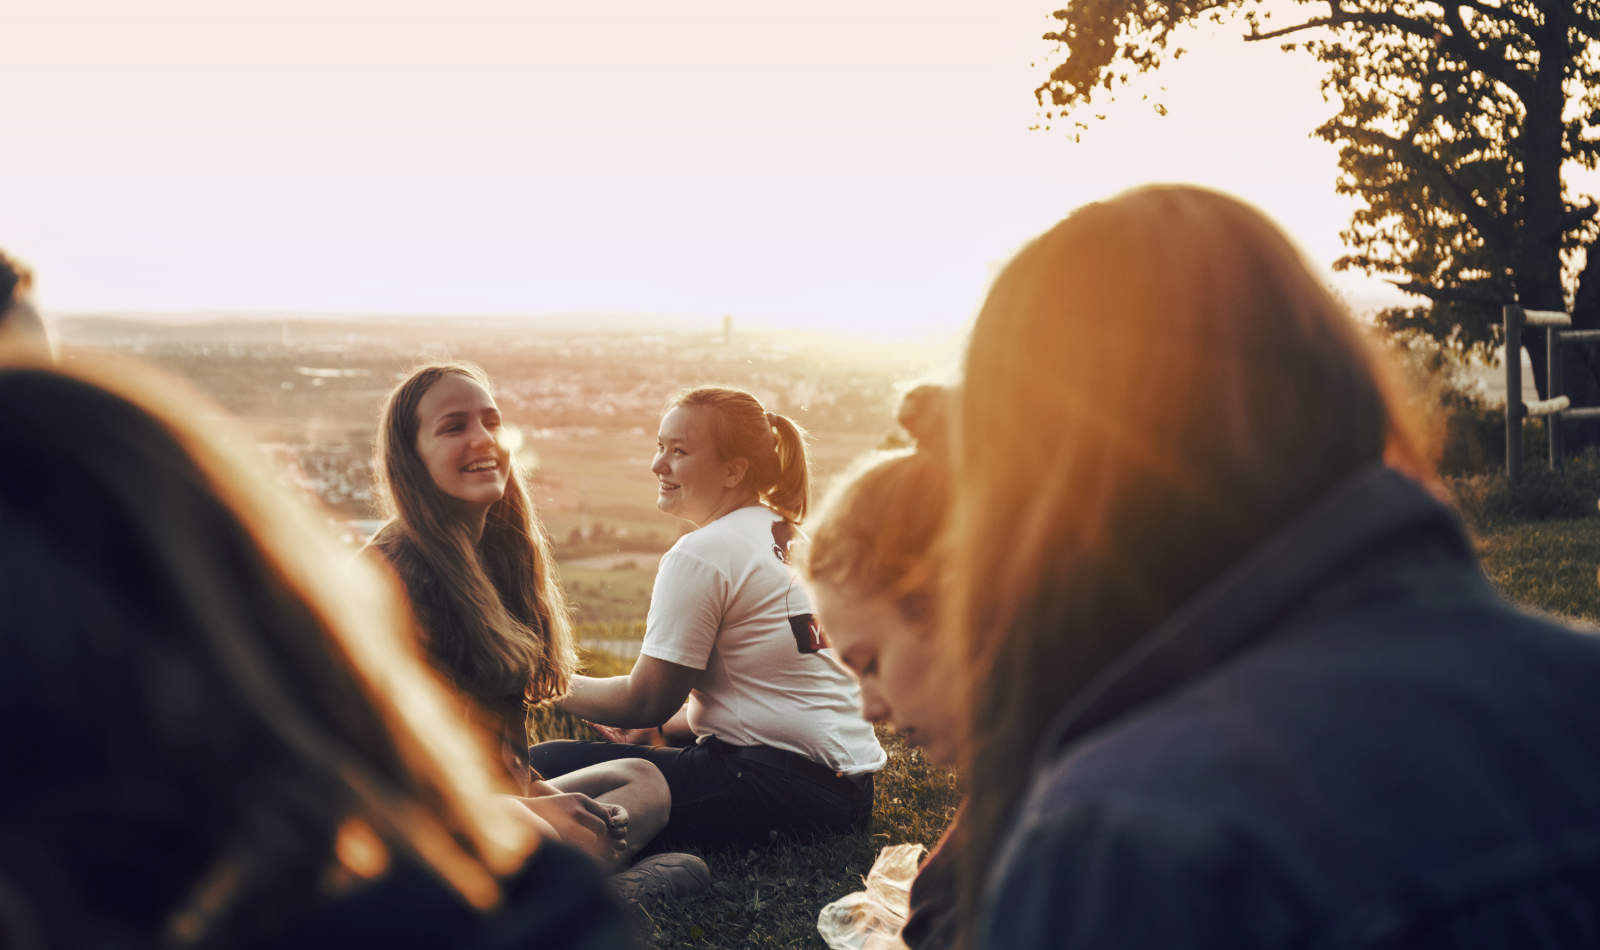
[560,674,675,728]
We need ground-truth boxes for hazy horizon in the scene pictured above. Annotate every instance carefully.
[8,0,1423,340]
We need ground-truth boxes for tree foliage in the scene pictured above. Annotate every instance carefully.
[1037,0,1600,384]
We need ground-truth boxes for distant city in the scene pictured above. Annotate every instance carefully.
[58,314,951,555]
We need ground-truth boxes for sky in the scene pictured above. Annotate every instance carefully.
[3,0,1408,340]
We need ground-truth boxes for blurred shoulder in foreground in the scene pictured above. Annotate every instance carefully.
[0,352,636,949]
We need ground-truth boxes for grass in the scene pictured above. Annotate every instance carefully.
[560,564,660,625]
[545,505,1599,948]
[1472,516,1600,625]
[534,638,961,950]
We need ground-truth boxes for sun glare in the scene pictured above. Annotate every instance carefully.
[0,0,1409,337]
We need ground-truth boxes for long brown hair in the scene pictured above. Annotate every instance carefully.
[947,185,1429,940]
[371,363,575,742]
[671,386,811,523]
[0,350,536,946]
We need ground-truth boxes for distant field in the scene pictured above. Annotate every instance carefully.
[562,563,658,627]
[61,318,943,563]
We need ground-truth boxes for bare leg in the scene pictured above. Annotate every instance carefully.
[548,758,671,863]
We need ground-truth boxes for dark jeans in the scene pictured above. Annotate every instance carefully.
[528,735,874,853]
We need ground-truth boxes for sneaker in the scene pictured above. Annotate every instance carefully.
[607,852,711,907]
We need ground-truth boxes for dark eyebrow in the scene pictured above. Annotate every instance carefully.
[434,410,468,427]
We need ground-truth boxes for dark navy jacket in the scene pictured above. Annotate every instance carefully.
[981,466,1600,949]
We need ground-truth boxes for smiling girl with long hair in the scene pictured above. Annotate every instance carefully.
[367,363,680,882]
[368,362,573,747]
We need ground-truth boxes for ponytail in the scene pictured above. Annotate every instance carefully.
[764,411,810,524]
[672,387,812,524]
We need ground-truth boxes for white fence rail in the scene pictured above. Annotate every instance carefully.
[1505,303,1592,481]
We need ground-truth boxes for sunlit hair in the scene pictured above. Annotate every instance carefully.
[946,185,1430,940]
[0,248,50,354]
[0,248,31,314]
[670,386,811,523]
[804,385,952,622]
[370,363,576,748]
[0,350,536,947]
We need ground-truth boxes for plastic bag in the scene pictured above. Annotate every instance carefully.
[817,842,926,950]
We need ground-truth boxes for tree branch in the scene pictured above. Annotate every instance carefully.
[1458,0,1539,38]
[1247,15,1341,41]
[1439,2,1535,98]
[1334,122,1513,256]
[1247,3,1532,99]
[1388,279,1505,304]
[1566,201,1600,231]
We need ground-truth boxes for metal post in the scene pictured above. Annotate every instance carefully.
[1548,324,1565,469]
[1505,304,1522,483]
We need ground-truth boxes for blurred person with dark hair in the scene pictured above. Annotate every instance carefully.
[530,386,885,852]
[803,383,961,950]
[0,351,635,949]
[947,185,1600,948]
[0,248,54,355]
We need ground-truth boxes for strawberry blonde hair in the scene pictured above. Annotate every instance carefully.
[803,385,952,621]
[670,386,812,523]
[947,185,1429,942]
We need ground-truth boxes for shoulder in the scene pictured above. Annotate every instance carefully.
[259,843,636,950]
[363,522,409,565]
[479,842,639,949]
[985,784,1302,950]
[365,525,429,580]
[668,508,770,562]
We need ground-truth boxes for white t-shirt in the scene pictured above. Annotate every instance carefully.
[641,505,886,776]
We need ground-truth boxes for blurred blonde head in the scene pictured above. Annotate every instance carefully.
[947,184,1428,934]
[0,350,536,946]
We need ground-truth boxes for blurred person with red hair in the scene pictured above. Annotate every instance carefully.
[946,185,1600,949]
[803,383,962,950]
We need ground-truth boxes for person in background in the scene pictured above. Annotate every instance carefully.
[947,183,1600,948]
[0,248,55,356]
[0,351,634,949]
[802,383,961,950]
[366,362,699,901]
[530,386,885,854]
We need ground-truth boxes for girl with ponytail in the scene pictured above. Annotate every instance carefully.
[531,386,885,852]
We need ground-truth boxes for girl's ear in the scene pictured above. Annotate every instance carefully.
[724,456,750,489]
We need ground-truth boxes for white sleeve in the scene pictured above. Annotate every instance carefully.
[640,549,726,670]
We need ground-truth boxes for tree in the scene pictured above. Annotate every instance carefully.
[1036,0,1600,402]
